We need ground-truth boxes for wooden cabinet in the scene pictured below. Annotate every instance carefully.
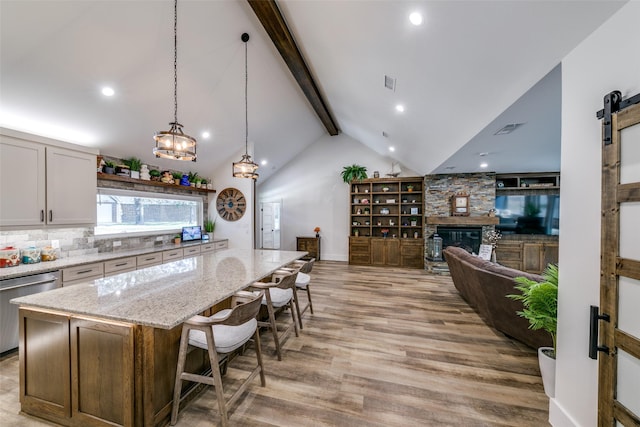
[296,236,321,260]
[495,239,558,274]
[0,132,97,227]
[371,238,400,266]
[62,262,104,286]
[136,252,163,268]
[104,257,137,277]
[523,242,559,273]
[349,237,371,265]
[400,239,424,269]
[495,172,560,190]
[349,177,424,268]
[162,248,184,262]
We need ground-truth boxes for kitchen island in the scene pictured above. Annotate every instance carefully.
[11,248,306,427]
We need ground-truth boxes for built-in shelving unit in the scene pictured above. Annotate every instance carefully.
[496,172,560,190]
[348,177,424,269]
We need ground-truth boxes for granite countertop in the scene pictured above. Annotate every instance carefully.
[11,248,307,329]
[0,239,227,280]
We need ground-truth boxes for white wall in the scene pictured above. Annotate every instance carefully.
[553,2,640,426]
[258,133,417,261]
[209,148,256,249]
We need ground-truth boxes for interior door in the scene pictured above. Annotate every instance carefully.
[598,94,640,427]
[260,202,281,249]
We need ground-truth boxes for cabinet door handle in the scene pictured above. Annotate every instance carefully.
[49,210,53,222]
[144,257,155,261]
[76,269,93,275]
[115,262,127,267]
[41,210,45,222]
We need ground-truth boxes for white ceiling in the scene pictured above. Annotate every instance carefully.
[0,1,626,182]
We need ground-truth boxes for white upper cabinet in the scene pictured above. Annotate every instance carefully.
[0,130,97,227]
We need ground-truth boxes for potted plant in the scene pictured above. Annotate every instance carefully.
[103,160,116,174]
[410,217,418,226]
[406,185,414,192]
[508,264,558,398]
[124,157,142,179]
[174,234,181,244]
[149,169,161,181]
[194,177,202,188]
[204,217,216,240]
[201,178,208,189]
[172,171,183,185]
[188,171,199,187]
[341,164,367,183]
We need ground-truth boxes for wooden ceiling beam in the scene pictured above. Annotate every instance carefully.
[247,0,339,136]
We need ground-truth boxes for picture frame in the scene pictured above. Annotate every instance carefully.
[410,207,419,215]
[451,193,470,216]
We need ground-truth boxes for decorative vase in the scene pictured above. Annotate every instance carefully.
[491,249,497,263]
[538,347,556,398]
[180,174,190,186]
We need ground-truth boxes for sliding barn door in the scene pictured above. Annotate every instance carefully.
[598,93,640,427]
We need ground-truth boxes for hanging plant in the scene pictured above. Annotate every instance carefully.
[341,164,368,183]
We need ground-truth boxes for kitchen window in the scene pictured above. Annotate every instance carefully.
[95,188,202,236]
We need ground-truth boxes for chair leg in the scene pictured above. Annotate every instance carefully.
[204,327,228,427]
[306,285,314,314]
[171,325,191,425]
[253,330,266,386]
[292,287,303,331]
[264,294,282,361]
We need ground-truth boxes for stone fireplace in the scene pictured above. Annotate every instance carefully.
[437,226,483,254]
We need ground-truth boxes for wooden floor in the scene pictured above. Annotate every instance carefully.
[0,261,549,426]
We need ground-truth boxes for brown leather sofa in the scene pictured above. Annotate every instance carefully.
[444,246,552,349]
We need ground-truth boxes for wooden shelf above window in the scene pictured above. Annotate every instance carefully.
[97,173,216,194]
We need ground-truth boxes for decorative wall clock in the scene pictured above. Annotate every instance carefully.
[216,187,246,221]
[451,193,470,217]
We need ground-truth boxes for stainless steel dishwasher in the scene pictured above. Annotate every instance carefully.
[0,270,60,354]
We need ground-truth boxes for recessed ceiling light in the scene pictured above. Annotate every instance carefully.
[201,131,210,139]
[409,12,423,26]
[395,104,405,113]
[389,146,395,152]
[101,87,115,97]
[261,160,268,166]
[480,162,488,168]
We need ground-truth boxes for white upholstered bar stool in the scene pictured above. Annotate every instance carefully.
[283,258,315,329]
[171,290,265,427]
[250,269,300,361]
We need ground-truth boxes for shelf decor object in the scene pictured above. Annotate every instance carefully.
[153,0,197,162]
[232,33,259,179]
[451,192,470,216]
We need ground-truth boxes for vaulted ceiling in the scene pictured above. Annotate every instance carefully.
[0,1,626,182]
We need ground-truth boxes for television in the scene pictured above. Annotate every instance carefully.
[495,194,559,235]
[181,226,202,242]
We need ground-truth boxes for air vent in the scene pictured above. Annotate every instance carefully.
[494,123,524,135]
[384,75,396,91]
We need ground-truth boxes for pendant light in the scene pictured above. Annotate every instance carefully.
[232,33,259,179]
[153,0,197,162]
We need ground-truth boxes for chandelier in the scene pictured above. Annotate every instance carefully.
[153,0,197,162]
[232,33,259,179]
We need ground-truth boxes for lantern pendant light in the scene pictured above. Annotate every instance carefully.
[232,33,259,179]
[153,0,197,162]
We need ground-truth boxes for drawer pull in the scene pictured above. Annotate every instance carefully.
[144,257,155,261]
[115,262,128,267]
[76,269,93,275]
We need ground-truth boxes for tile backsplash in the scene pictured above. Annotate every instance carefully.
[0,227,179,258]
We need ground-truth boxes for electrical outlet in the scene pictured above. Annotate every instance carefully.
[51,239,60,249]
[113,241,121,247]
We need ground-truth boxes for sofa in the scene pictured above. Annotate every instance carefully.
[444,246,552,349]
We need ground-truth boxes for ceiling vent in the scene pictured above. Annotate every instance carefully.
[384,75,396,91]
[494,123,524,135]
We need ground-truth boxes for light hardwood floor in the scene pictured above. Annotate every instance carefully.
[0,261,549,426]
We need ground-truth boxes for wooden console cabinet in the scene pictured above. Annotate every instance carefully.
[296,236,320,260]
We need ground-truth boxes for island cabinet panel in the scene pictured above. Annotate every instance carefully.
[70,319,134,427]
[19,309,71,424]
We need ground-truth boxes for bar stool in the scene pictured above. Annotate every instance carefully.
[283,258,315,329]
[250,269,300,361]
[170,290,265,427]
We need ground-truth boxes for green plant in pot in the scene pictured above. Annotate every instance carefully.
[341,164,367,183]
[123,157,142,179]
[149,169,161,181]
[508,263,558,397]
[203,217,216,240]
[172,171,182,185]
[103,160,116,174]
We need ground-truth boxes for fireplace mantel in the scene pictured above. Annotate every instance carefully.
[426,216,499,226]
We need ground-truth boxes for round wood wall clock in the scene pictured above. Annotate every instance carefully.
[216,187,246,221]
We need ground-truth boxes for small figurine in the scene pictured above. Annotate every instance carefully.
[161,171,174,184]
